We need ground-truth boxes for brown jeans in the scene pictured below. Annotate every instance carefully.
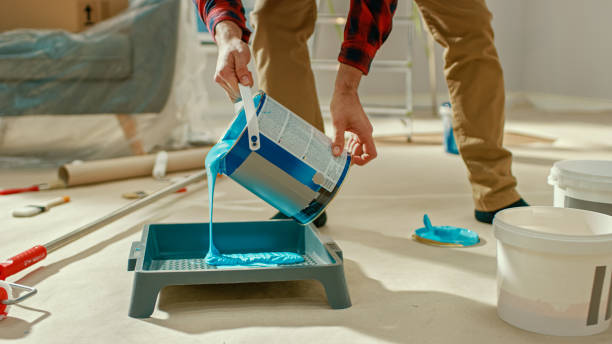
[250,0,521,211]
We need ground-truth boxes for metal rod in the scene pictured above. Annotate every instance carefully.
[426,30,438,117]
[2,282,38,305]
[311,59,412,69]
[44,170,207,253]
[321,105,411,116]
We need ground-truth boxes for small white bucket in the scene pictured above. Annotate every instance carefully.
[493,206,612,336]
[548,160,612,216]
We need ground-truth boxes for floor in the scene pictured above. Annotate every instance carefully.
[1,106,611,343]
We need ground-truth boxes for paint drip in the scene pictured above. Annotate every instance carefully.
[205,139,304,267]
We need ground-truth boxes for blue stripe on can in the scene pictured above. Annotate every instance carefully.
[336,154,351,190]
[257,134,321,192]
[223,130,251,175]
[293,156,351,224]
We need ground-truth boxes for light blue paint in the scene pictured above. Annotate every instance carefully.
[204,138,304,266]
[440,102,459,155]
[414,214,480,246]
[205,251,304,267]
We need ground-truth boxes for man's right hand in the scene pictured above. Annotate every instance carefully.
[214,21,254,101]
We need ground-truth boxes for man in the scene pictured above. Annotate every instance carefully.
[197,0,527,225]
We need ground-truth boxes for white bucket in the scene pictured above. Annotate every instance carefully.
[548,160,612,216]
[493,206,612,336]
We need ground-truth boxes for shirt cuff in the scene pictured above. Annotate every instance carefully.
[338,42,378,75]
[207,10,251,43]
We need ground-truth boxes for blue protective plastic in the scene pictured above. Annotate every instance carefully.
[0,0,180,116]
[414,214,480,246]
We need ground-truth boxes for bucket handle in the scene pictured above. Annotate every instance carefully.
[239,84,261,151]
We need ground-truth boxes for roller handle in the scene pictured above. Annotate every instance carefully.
[0,245,47,280]
[0,185,39,196]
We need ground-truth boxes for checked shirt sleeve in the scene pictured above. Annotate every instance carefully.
[196,0,251,42]
[339,0,398,75]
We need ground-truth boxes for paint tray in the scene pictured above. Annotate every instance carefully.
[127,219,351,318]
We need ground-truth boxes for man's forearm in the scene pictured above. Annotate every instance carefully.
[334,63,363,93]
[197,0,251,43]
[215,21,242,44]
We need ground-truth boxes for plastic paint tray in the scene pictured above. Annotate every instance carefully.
[127,220,351,318]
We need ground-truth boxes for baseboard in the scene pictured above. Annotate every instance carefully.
[510,92,612,112]
[412,92,612,112]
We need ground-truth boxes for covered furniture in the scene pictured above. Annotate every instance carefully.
[0,0,182,154]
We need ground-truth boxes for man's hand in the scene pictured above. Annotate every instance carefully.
[214,21,253,101]
[330,64,377,166]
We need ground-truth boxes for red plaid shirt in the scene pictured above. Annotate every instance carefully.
[197,0,397,75]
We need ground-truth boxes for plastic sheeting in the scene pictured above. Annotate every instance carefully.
[0,0,215,165]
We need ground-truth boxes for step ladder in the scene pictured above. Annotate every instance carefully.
[310,0,415,140]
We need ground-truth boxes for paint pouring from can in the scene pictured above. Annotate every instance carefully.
[203,87,352,267]
[205,142,304,266]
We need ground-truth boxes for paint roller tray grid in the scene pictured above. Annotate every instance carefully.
[127,220,351,318]
[149,254,319,271]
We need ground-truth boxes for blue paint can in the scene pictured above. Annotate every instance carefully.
[217,86,351,225]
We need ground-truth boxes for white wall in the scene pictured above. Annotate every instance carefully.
[522,0,612,99]
[409,0,612,104]
[203,0,612,115]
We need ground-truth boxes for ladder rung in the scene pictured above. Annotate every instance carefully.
[316,14,413,25]
[312,59,412,71]
[321,105,412,117]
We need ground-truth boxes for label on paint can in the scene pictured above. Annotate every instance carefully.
[257,98,348,192]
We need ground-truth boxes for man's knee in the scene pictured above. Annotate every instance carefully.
[442,15,499,69]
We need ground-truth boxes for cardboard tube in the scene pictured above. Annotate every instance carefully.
[58,148,210,186]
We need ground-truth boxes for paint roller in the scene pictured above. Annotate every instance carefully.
[0,171,207,319]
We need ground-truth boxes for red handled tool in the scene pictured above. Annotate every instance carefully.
[0,171,206,319]
[0,181,65,196]
[0,185,40,195]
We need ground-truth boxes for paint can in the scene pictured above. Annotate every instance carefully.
[218,87,351,224]
[493,206,612,336]
[548,160,612,216]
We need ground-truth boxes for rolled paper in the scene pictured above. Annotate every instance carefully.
[58,148,210,186]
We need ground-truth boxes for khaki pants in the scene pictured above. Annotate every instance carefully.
[250,0,521,211]
[250,0,323,132]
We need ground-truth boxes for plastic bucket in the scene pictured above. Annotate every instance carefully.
[218,88,351,225]
[548,160,612,216]
[493,206,612,336]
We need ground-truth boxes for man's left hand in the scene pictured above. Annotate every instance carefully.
[330,64,377,166]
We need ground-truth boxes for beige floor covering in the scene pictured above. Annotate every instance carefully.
[1,108,611,343]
